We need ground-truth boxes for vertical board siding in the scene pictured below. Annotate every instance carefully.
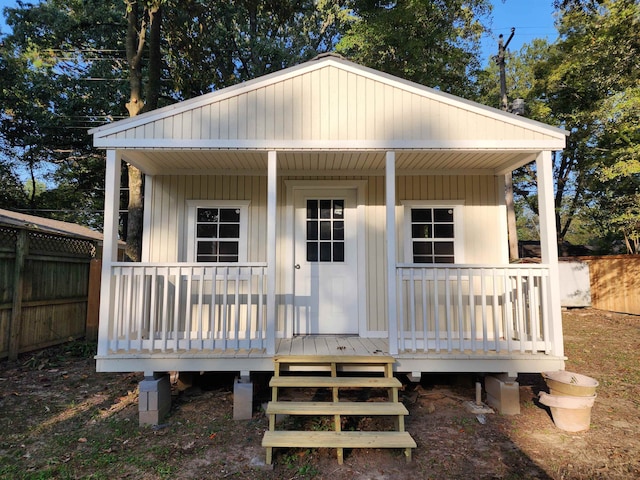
[149,175,268,263]
[103,65,560,145]
[146,172,504,335]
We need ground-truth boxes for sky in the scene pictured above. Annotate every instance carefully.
[0,0,558,66]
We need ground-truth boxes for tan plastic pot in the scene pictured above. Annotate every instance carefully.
[542,370,599,397]
[539,391,596,432]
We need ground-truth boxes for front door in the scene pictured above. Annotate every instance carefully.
[293,188,359,334]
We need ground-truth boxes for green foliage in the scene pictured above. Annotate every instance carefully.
[336,0,492,97]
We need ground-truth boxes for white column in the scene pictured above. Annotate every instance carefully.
[386,152,398,355]
[536,151,564,357]
[266,151,277,355]
[97,149,121,356]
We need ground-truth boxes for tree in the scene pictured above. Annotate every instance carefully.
[336,0,492,97]
[535,0,640,251]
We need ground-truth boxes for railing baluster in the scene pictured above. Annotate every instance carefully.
[541,270,551,354]
[161,267,169,352]
[409,268,417,353]
[221,267,229,351]
[480,268,488,353]
[469,268,476,353]
[136,267,145,352]
[528,269,538,354]
[421,268,428,353]
[184,266,194,351]
[503,269,513,353]
[233,266,241,351]
[457,268,464,352]
[397,269,405,352]
[516,270,526,354]
[196,266,204,350]
[445,269,452,352]
[434,270,440,353]
[148,266,157,351]
[491,269,500,353]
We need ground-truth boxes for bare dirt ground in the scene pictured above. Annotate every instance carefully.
[1,308,639,479]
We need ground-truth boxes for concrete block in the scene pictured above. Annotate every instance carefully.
[139,375,171,426]
[233,377,253,420]
[485,375,520,415]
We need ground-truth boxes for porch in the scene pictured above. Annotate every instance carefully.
[95,262,565,375]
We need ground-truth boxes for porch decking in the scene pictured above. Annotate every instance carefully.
[96,335,565,375]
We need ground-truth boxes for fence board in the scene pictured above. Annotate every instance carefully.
[580,255,640,315]
[0,226,95,359]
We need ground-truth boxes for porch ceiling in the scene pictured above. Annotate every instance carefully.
[120,149,537,176]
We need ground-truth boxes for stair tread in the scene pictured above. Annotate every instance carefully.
[270,376,401,388]
[262,431,417,449]
[266,401,409,416]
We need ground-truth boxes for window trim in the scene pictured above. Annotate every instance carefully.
[186,200,250,262]
[401,200,464,264]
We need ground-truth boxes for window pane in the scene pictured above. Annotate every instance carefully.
[434,208,454,222]
[197,208,218,223]
[434,242,454,255]
[412,224,431,239]
[307,200,318,219]
[333,242,344,262]
[333,200,344,219]
[307,242,318,262]
[220,208,240,222]
[197,224,217,238]
[320,221,332,240]
[218,242,238,255]
[197,241,216,254]
[197,254,217,262]
[414,256,432,264]
[434,256,454,264]
[413,242,433,255]
[218,224,239,238]
[320,200,332,219]
[307,221,318,240]
[333,221,344,240]
[434,224,454,238]
[411,209,431,222]
[219,255,239,262]
[320,242,331,261]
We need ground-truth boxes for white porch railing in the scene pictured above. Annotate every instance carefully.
[396,264,553,355]
[108,263,267,353]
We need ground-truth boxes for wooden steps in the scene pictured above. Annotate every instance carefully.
[262,355,416,465]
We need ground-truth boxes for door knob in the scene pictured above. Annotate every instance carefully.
[294,264,301,269]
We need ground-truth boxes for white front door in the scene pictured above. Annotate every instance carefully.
[293,188,359,334]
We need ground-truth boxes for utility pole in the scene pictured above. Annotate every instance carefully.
[496,28,520,260]
[497,28,515,112]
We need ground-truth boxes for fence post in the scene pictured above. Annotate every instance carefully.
[86,258,102,341]
[9,229,28,361]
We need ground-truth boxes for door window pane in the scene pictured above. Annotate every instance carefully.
[306,199,346,263]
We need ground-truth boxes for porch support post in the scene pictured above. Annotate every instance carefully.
[97,149,121,357]
[386,151,399,355]
[536,150,564,357]
[266,151,277,355]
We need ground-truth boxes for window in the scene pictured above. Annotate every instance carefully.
[187,201,249,262]
[305,199,345,262]
[403,202,463,264]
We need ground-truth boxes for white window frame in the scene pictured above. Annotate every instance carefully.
[186,200,250,262]
[401,200,465,264]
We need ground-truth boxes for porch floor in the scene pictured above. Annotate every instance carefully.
[97,335,565,374]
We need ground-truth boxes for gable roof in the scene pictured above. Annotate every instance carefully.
[90,54,567,153]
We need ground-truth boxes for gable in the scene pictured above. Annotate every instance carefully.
[91,57,567,151]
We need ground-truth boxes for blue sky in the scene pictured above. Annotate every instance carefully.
[0,0,558,66]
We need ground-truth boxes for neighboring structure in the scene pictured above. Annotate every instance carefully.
[90,54,568,422]
[0,209,101,359]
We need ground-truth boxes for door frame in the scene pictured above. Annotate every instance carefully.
[284,180,368,337]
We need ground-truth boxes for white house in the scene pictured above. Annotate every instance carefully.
[90,54,567,425]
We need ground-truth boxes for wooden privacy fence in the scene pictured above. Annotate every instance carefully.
[0,226,97,360]
[579,255,640,315]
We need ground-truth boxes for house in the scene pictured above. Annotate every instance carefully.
[90,54,567,426]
